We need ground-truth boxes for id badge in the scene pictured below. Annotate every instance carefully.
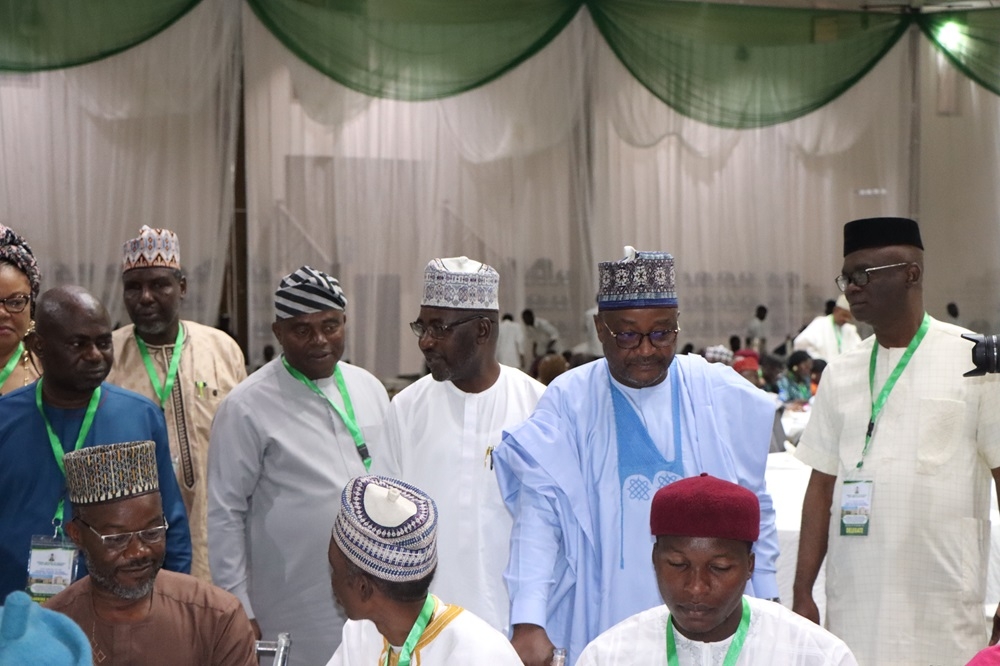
[839,479,874,536]
[26,535,78,602]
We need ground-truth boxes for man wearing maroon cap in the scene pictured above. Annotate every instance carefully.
[577,474,856,665]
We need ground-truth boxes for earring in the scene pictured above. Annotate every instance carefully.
[26,320,35,335]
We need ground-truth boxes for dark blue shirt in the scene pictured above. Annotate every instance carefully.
[0,381,192,600]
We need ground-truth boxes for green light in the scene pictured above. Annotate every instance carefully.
[938,21,963,51]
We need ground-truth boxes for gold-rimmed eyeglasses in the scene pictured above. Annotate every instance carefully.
[600,318,680,350]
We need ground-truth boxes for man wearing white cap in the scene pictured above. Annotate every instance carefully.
[378,257,544,635]
[326,475,522,665]
[494,247,778,665]
[109,225,247,582]
[792,294,862,362]
[45,441,257,666]
[208,266,390,666]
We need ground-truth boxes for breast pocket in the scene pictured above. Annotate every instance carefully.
[915,398,965,474]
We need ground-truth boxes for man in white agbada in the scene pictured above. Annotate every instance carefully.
[325,475,522,665]
[578,474,857,666]
[379,256,544,634]
[793,217,1000,665]
[792,294,862,362]
[208,267,390,666]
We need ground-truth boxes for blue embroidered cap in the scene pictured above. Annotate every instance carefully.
[597,246,677,310]
[332,475,438,583]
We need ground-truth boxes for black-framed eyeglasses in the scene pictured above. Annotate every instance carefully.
[75,516,169,553]
[835,262,910,292]
[600,318,680,350]
[0,294,29,314]
[409,315,489,341]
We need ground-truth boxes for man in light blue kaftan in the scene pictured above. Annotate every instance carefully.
[493,247,779,666]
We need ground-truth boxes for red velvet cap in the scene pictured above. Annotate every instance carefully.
[650,473,759,542]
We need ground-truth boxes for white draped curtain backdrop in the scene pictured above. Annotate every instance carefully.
[0,0,241,330]
[2,2,999,376]
[245,7,971,376]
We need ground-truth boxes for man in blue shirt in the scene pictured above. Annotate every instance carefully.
[0,285,191,600]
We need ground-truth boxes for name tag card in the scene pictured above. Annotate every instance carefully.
[26,535,78,602]
[839,479,874,536]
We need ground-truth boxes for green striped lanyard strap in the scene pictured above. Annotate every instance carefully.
[859,312,930,470]
[134,326,185,410]
[35,379,102,534]
[281,356,371,471]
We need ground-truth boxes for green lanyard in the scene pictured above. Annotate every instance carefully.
[281,356,371,471]
[667,597,750,666]
[831,315,842,354]
[0,341,23,387]
[860,312,930,469]
[388,594,436,666]
[135,326,185,410]
[34,379,102,531]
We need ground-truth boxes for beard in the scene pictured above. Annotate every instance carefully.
[84,550,163,601]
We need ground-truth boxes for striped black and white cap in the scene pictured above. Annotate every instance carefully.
[274,266,347,321]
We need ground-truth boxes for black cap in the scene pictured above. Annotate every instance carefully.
[843,217,923,257]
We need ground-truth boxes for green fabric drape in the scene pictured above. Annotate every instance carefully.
[920,9,1000,98]
[0,0,202,72]
[588,1,910,128]
[247,0,582,101]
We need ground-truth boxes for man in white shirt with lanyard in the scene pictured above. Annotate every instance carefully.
[208,266,390,666]
[578,473,856,666]
[793,217,1000,665]
[325,474,523,665]
[792,294,862,363]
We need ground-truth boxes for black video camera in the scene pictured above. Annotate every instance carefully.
[962,333,1000,376]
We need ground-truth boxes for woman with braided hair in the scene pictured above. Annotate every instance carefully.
[0,224,41,395]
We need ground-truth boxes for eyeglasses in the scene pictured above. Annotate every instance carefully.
[835,262,911,292]
[0,294,29,314]
[600,318,680,350]
[409,315,488,341]
[75,516,169,553]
